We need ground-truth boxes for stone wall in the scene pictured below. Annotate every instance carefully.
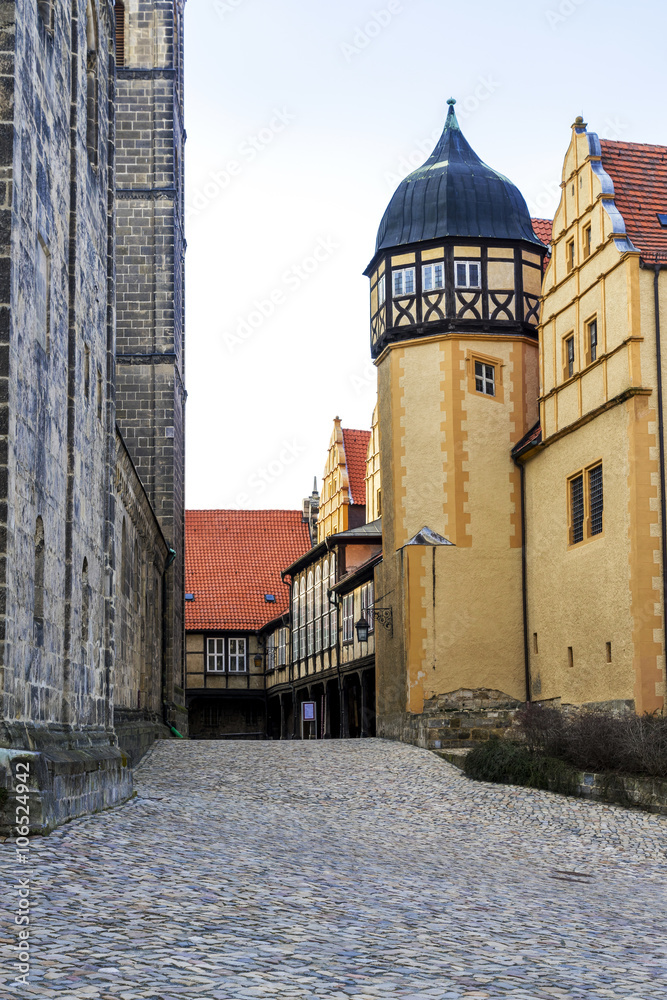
[115,0,186,723]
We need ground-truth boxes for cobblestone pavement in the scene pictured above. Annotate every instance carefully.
[1,739,667,999]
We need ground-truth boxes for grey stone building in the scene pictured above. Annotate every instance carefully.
[0,0,186,832]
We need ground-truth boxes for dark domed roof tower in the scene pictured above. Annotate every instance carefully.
[368,100,548,743]
[365,99,547,359]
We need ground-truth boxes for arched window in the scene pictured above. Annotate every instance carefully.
[81,558,90,644]
[299,576,306,660]
[306,570,314,656]
[322,559,329,649]
[314,565,322,653]
[86,1,99,165]
[329,554,337,646]
[34,517,45,643]
[114,1,125,66]
[292,581,300,661]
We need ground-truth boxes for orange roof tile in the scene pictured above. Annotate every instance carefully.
[599,139,667,260]
[531,218,553,246]
[185,509,312,632]
[342,428,371,506]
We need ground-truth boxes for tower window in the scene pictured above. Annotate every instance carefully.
[563,334,575,380]
[422,262,444,291]
[583,224,592,259]
[474,360,495,396]
[568,463,603,545]
[455,261,480,289]
[392,267,415,296]
[378,274,386,305]
[587,317,598,364]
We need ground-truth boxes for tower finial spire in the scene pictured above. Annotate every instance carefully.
[447,97,456,105]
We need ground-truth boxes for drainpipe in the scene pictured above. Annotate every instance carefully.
[512,455,531,704]
[651,263,667,677]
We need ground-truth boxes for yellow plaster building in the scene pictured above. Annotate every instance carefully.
[366,102,666,746]
[317,418,370,541]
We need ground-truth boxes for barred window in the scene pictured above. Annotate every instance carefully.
[570,474,584,545]
[589,464,603,536]
[568,464,603,545]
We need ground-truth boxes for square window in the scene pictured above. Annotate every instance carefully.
[455,260,481,289]
[474,360,495,396]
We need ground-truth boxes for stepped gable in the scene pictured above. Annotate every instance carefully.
[185,510,312,631]
[599,139,667,260]
[342,428,371,505]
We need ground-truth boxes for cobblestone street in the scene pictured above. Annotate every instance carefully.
[2,740,666,999]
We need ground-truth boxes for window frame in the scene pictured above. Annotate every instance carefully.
[583,224,592,260]
[586,316,598,365]
[467,350,503,402]
[227,637,247,673]
[392,267,415,297]
[566,238,575,274]
[377,273,386,306]
[361,581,374,633]
[567,461,603,547]
[329,555,337,646]
[278,627,287,667]
[292,582,300,661]
[206,637,225,673]
[342,593,354,644]
[455,260,481,289]
[563,333,575,381]
[422,261,445,292]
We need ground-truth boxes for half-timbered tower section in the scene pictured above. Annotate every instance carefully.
[114,0,187,732]
[367,100,548,744]
[516,120,667,716]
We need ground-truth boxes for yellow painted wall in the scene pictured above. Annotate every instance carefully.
[366,401,382,522]
[317,418,351,542]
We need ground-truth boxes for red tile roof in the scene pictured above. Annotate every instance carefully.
[185,510,312,632]
[342,428,371,506]
[531,218,553,246]
[599,139,667,260]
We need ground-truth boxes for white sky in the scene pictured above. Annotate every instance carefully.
[184,0,666,512]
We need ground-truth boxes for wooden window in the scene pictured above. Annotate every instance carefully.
[474,360,495,397]
[314,565,322,653]
[455,261,481,288]
[207,637,224,672]
[322,558,329,649]
[342,594,354,644]
[563,334,575,380]
[568,463,603,545]
[114,1,125,66]
[329,555,337,645]
[292,582,300,661]
[377,274,386,306]
[586,317,598,364]
[392,267,415,296]
[306,570,314,656]
[228,637,246,673]
[422,262,444,291]
[361,581,374,633]
[566,239,575,273]
[583,224,592,260]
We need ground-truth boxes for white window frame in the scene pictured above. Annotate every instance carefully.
[314,565,322,653]
[278,627,286,667]
[455,260,481,289]
[228,637,247,673]
[422,261,444,292]
[267,637,275,672]
[207,637,225,672]
[378,273,386,306]
[342,593,354,644]
[292,583,300,661]
[361,581,374,633]
[474,360,495,397]
[307,570,314,656]
[329,555,337,646]
[299,576,306,659]
[322,559,329,649]
[392,267,415,297]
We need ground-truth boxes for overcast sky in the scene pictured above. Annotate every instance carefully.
[184,0,666,512]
